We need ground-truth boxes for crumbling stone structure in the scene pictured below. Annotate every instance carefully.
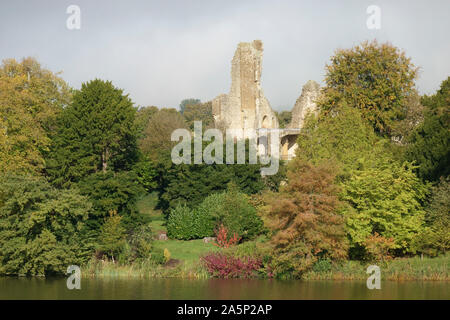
[212,40,278,133]
[213,40,321,160]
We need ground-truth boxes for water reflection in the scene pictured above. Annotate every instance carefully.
[0,277,448,300]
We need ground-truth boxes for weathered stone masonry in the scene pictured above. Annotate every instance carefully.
[212,40,320,160]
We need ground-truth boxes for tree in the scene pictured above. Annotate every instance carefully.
[76,171,143,230]
[46,79,139,186]
[406,77,449,181]
[296,104,378,176]
[0,57,71,174]
[179,98,201,114]
[275,111,292,128]
[391,89,424,143]
[319,41,418,137]
[412,176,450,256]
[340,161,428,256]
[139,108,187,162]
[296,104,429,257]
[183,101,214,130]
[0,175,91,276]
[135,105,159,138]
[196,184,264,240]
[97,210,126,262]
[266,161,348,278]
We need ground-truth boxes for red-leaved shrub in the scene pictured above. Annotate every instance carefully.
[201,253,262,278]
[213,224,241,248]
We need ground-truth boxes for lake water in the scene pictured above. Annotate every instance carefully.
[0,277,448,300]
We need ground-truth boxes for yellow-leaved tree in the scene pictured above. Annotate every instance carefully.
[0,57,71,174]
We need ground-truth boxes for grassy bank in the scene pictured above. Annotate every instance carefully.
[303,254,450,281]
[82,259,210,279]
[82,194,449,281]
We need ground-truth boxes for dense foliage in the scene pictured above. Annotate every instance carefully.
[46,79,139,186]
[166,204,215,240]
[296,105,429,258]
[183,101,214,130]
[0,58,71,175]
[266,161,348,278]
[0,175,91,275]
[319,41,418,137]
[76,171,143,224]
[0,41,448,278]
[406,77,450,181]
[167,186,264,241]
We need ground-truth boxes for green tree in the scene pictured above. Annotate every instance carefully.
[76,171,143,230]
[0,57,71,174]
[406,77,450,181]
[296,105,429,257]
[275,111,292,128]
[179,98,201,114]
[319,40,418,137]
[296,104,378,177]
[139,108,187,162]
[412,176,450,256]
[98,210,126,262]
[341,161,428,256]
[197,184,264,240]
[135,105,159,138]
[0,175,91,276]
[46,79,139,186]
[183,101,214,130]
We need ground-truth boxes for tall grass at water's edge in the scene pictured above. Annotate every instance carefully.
[303,254,450,281]
[81,259,210,279]
[81,254,450,281]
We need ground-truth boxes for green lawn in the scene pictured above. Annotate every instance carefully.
[136,192,166,231]
[137,193,217,267]
[153,239,218,267]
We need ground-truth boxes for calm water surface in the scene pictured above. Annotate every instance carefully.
[0,277,448,300]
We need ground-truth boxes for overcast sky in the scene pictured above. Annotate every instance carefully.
[1,0,449,111]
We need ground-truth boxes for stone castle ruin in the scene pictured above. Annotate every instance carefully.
[212,40,320,160]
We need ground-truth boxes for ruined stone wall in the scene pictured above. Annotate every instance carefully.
[288,80,320,129]
[212,40,278,134]
[212,40,321,161]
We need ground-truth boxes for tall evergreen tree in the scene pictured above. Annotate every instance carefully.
[406,77,450,181]
[46,79,139,186]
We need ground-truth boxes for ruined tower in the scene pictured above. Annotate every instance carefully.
[213,40,321,161]
[212,40,279,133]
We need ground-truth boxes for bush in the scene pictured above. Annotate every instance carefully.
[97,210,126,262]
[166,185,264,241]
[166,205,194,240]
[201,253,262,278]
[198,186,264,241]
[312,259,332,273]
[119,224,154,263]
[166,204,215,240]
[149,247,166,265]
